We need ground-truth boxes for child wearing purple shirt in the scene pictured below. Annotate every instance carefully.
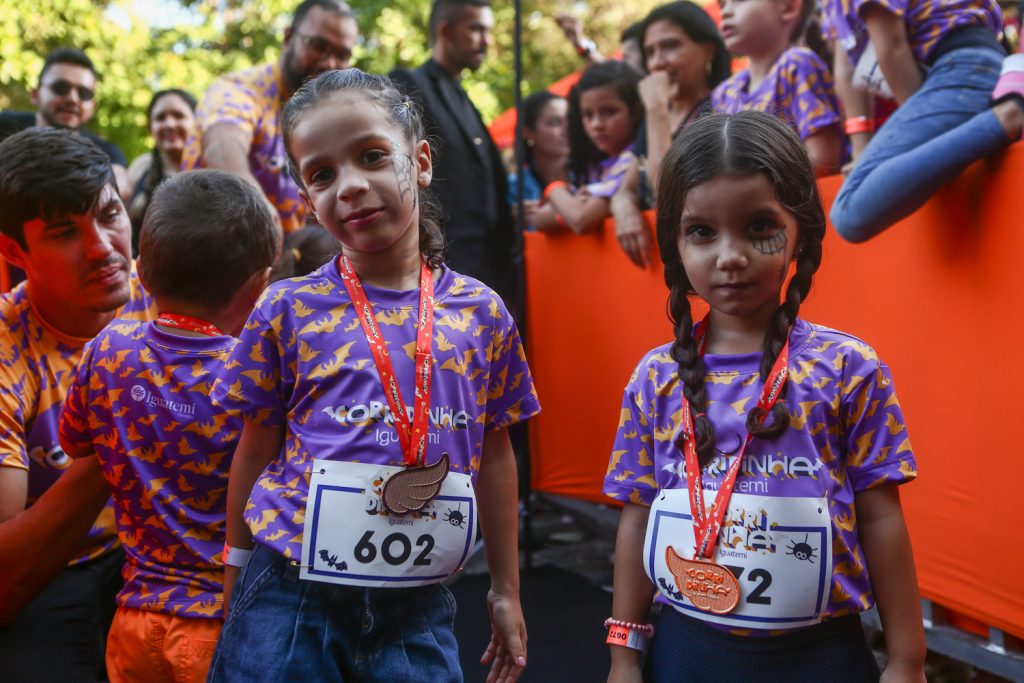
[208,69,540,683]
[714,0,843,175]
[59,170,280,683]
[825,0,1024,242]
[604,112,924,682]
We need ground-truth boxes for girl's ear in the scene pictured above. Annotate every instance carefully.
[298,188,317,221]
[779,0,802,28]
[414,139,433,188]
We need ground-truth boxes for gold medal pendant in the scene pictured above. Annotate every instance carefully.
[665,546,741,614]
[382,453,449,515]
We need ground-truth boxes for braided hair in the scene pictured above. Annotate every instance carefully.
[656,111,825,467]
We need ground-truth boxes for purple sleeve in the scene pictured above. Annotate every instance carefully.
[851,0,907,19]
[210,293,289,427]
[483,297,541,431]
[603,361,657,506]
[841,353,917,491]
[780,51,841,140]
[58,341,95,460]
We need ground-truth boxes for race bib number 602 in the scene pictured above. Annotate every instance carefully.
[644,489,832,630]
[300,460,477,588]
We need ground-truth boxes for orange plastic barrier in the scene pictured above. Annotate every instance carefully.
[524,144,1024,638]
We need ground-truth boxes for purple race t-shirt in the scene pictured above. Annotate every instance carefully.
[822,0,1001,66]
[211,261,541,559]
[60,321,240,618]
[712,47,841,141]
[604,319,916,627]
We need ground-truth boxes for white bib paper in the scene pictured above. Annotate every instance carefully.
[300,460,477,588]
[644,488,832,630]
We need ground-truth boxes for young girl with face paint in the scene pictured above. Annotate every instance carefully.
[208,69,540,683]
[534,61,642,235]
[713,0,843,176]
[604,112,924,683]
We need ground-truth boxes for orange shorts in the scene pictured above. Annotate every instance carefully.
[105,606,223,683]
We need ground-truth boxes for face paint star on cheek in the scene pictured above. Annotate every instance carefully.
[753,231,787,256]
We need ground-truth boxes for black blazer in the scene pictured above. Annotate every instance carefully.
[390,60,519,312]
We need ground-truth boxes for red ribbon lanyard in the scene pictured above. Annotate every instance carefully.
[155,313,224,337]
[682,316,790,560]
[337,256,435,468]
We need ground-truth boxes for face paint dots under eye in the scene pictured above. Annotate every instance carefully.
[753,231,787,256]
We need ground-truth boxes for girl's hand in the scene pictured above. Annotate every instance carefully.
[638,71,674,112]
[480,589,527,683]
[222,564,240,619]
[607,657,644,683]
[879,660,927,683]
[615,207,653,269]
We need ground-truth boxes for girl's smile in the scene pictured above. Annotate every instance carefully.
[290,91,431,258]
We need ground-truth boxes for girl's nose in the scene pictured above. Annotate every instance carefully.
[337,170,369,200]
[716,240,748,270]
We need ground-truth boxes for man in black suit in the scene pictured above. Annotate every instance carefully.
[391,0,519,315]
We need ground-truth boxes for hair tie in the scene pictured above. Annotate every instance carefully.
[693,412,707,421]
[402,98,414,111]
[291,247,302,263]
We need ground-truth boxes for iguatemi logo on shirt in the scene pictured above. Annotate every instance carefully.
[129,383,196,416]
[322,402,470,448]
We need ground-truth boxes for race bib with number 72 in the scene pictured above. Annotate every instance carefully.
[644,488,832,630]
[300,460,477,588]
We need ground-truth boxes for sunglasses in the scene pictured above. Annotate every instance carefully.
[296,33,352,63]
[46,79,95,102]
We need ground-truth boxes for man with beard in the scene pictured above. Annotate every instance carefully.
[0,128,155,680]
[0,48,130,202]
[391,0,521,314]
[183,0,359,233]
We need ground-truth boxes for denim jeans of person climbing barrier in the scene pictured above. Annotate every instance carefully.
[207,543,463,683]
[831,46,1008,242]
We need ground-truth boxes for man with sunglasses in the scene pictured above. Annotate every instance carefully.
[183,0,359,233]
[0,48,130,202]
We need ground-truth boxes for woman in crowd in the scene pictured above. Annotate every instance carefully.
[507,90,569,231]
[127,89,197,254]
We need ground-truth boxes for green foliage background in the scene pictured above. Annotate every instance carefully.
[0,0,666,162]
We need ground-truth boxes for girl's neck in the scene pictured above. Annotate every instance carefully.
[747,41,791,91]
[530,150,567,185]
[670,87,710,127]
[341,237,423,291]
[159,149,183,177]
[704,305,779,355]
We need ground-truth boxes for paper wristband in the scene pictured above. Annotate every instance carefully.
[222,544,252,568]
[844,116,875,136]
[605,624,650,652]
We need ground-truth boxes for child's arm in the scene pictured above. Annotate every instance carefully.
[833,41,874,165]
[804,127,843,177]
[222,420,284,616]
[863,6,922,104]
[855,484,926,683]
[607,502,655,683]
[609,160,653,269]
[545,185,611,235]
[476,427,528,683]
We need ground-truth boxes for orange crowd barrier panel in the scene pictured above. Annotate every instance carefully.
[524,144,1024,638]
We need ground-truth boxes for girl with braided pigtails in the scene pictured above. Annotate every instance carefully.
[604,111,925,683]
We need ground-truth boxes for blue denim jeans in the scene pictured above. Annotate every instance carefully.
[831,46,1008,243]
[207,544,462,683]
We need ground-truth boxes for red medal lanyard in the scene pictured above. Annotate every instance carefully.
[682,316,790,560]
[337,256,435,468]
[155,313,224,337]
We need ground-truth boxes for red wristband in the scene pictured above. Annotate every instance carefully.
[543,180,569,201]
[844,116,874,136]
